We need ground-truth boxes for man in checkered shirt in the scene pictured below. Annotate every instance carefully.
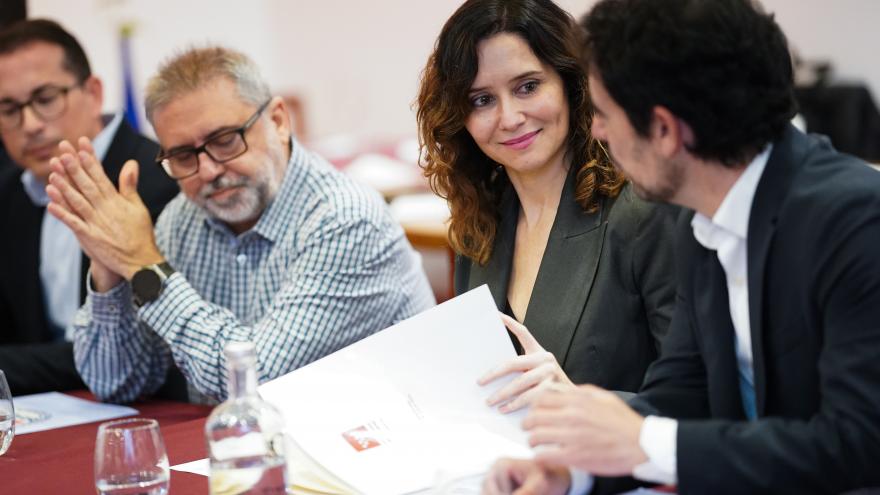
[45,46,435,403]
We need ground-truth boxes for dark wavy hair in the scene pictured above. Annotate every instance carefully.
[0,19,91,83]
[581,0,797,166]
[417,0,623,265]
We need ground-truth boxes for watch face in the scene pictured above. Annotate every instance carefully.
[132,268,163,304]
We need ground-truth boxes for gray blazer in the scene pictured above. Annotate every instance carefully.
[455,174,678,392]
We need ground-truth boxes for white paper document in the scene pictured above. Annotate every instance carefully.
[171,458,209,476]
[257,285,533,495]
[12,392,137,435]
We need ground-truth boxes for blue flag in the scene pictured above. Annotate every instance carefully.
[120,23,140,132]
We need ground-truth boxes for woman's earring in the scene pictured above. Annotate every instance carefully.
[596,140,611,162]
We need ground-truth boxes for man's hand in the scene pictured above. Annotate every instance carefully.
[45,138,164,281]
[89,258,123,293]
[524,384,648,476]
[478,313,576,413]
[482,458,571,495]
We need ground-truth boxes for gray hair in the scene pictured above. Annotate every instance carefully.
[144,45,271,124]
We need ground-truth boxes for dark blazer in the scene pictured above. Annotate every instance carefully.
[0,144,10,172]
[597,126,880,494]
[455,172,678,392]
[0,119,179,396]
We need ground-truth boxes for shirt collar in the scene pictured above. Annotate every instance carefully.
[691,145,773,249]
[21,113,123,206]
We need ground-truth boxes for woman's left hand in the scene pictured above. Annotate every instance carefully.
[478,313,575,413]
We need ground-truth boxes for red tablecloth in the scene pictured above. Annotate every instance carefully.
[0,392,212,494]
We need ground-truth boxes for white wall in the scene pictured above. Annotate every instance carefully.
[27,0,880,140]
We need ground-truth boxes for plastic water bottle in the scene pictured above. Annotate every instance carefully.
[206,342,288,494]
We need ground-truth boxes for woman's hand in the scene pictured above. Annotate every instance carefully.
[478,313,575,413]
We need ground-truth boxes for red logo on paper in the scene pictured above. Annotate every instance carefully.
[342,425,382,452]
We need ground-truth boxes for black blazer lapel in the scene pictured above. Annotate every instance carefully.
[466,186,519,311]
[747,126,801,416]
[693,247,747,419]
[523,173,604,365]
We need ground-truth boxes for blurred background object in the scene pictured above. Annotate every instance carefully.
[790,45,880,162]
[794,61,880,162]
[796,83,880,162]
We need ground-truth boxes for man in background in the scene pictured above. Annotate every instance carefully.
[0,19,179,395]
[46,46,435,403]
[484,0,880,493]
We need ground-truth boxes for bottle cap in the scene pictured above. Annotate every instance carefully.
[224,341,256,360]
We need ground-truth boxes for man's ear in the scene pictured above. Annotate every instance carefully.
[82,75,104,120]
[649,105,692,158]
[267,96,291,145]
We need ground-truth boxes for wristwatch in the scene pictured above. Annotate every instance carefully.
[131,262,175,308]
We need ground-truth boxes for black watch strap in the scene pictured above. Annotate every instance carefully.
[132,262,175,308]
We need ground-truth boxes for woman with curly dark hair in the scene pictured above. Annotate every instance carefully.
[416,0,678,412]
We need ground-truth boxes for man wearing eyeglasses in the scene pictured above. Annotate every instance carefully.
[0,19,179,396]
[45,46,435,403]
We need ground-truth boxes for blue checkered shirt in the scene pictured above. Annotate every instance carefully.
[72,139,435,403]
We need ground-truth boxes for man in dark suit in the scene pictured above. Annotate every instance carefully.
[483,0,880,494]
[0,20,178,395]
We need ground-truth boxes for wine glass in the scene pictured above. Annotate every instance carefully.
[94,418,170,495]
[0,370,13,456]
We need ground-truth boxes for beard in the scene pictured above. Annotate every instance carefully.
[609,143,684,204]
[628,168,683,203]
[194,156,283,226]
[196,174,267,224]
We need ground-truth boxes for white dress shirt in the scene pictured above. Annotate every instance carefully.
[20,113,122,337]
[569,145,772,493]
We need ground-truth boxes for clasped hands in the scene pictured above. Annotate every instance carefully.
[45,138,164,291]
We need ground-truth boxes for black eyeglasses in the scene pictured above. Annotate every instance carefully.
[156,99,272,180]
[0,83,83,131]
